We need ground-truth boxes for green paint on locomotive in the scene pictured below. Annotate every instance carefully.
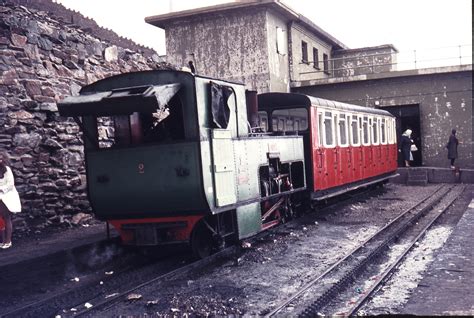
[58,70,306,239]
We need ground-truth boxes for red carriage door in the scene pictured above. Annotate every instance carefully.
[350,114,362,182]
[323,110,337,188]
[362,115,372,178]
[337,112,350,185]
[313,109,326,190]
[380,117,388,173]
[371,116,380,175]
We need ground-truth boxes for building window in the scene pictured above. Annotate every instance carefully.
[301,41,308,64]
[313,48,319,69]
[323,53,329,74]
[276,27,286,55]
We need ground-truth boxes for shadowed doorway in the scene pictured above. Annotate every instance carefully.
[383,104,422,167]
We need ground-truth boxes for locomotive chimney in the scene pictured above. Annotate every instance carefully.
[245,90,258,129]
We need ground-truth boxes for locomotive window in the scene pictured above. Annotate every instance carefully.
[338,113,348,147]
[324,111,334,147]
[372,117,379,145]
[92,94,186,149]
[362,116,370,145]
[350,115,360,146]
[381,118,387,144]
[272,108,308,132]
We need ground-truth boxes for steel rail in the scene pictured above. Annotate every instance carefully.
[297,185,454,317]
[345,185,465,316]
[266,184,448,317]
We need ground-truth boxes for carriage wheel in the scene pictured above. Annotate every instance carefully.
[190,219,214,259]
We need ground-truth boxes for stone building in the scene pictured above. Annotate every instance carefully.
[0,0,171,231]
[146,0,472,169]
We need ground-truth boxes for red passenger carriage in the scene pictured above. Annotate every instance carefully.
[257,93,398,201]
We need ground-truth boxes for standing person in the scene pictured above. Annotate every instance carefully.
[446,128,459,169]
[399,129,413,167]
[0,152,22,249]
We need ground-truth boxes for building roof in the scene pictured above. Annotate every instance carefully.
[145,0,348,50]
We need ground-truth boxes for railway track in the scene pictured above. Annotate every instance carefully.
[1,184,386,317]
[1,247,238,318]
[266,184,464,317]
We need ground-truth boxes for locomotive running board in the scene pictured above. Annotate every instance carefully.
[311,173,399,201]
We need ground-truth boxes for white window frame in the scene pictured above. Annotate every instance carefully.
[380,117,387,145]
[362,116,370,146]
[323,110,335,148]
[317,111,324,147]
[337,112,349,147]
[349,114,360,146]
[388,118,395,144]
[371,117,379,146]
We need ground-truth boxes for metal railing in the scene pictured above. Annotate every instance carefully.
[299,44,472,77]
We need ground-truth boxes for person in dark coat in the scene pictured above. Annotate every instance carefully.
[446,128,459,169]
[399,129,413,167]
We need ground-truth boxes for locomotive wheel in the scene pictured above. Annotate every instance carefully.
[191,219,214,259]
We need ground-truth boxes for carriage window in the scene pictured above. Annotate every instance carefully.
[351,115,359,145]
[318,112,323,146]
[362,116,369,145]
[387,118,392,144]
[278,118,285,131]
[324,111,334,146]
[381,118,387,144]
[272,118,278,131]
[294,119,300,131]
[272,108,308,132]
[391,118,396,144]
[338,113,348,146]
[258,111,268,132]
[392,119,396,144]
[372,117,379,145]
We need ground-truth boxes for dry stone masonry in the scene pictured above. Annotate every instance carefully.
[0,1,173,232]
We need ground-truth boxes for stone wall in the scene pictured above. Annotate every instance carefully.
[6,0,157,56]
[0,2,172,232]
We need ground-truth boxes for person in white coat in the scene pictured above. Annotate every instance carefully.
[0,152,21,249]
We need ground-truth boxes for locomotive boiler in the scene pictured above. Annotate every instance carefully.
[58,70,397,257]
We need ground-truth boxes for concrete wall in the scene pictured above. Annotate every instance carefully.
[265,11,290,92]
[164,8,271,92]
[289,23,333,82]
[332,45,397,77]
[292,68,473,168]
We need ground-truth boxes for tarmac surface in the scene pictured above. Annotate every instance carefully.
[1,185,473,315]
